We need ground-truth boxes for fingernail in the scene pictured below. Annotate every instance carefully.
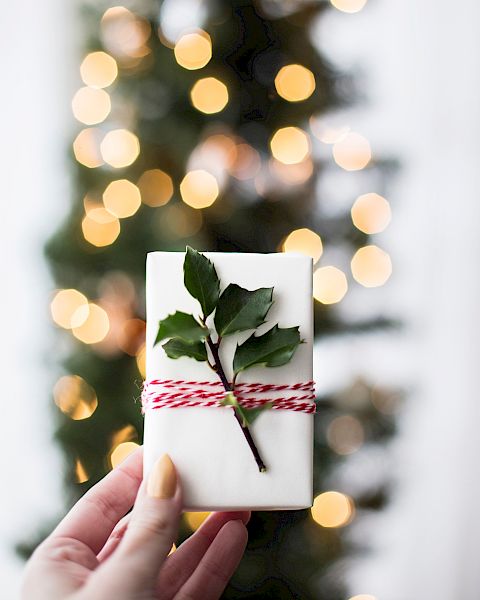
[147,454,177,499]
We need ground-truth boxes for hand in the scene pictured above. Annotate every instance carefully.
[22,448,249,599]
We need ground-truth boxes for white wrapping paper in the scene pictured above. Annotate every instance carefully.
[143,251,313,511]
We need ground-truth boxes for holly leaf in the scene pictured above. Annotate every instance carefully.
[162,338,208,362]
[183,246,220,318]
[214,284,273,337]
[233,324,301,375]
[154,311,208,346]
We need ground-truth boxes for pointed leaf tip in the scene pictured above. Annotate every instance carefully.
[183,247,220,318]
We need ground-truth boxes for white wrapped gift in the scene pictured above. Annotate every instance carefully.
[143,251,314,511]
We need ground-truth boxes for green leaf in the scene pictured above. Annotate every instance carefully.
[236,403,273,427]
[162,338,208,362]
[183,246,220,318]
[233,324,301,375]
[214,284,273,337]
[154,311,208,346]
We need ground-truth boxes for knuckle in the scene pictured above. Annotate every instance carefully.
[130,512,172,539]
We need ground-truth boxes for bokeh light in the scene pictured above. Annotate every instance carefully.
[274,64,315,102]
[351,245,392,287]
[75,459,89,484]
[270,127,310,165]
[180,170,219,208]
[270,157,314,186]
[72,303,110,344]
[174,30,212,70]
[327,415,365,455]
[185,512,210,531]
[73,128,104,168]
[331,0,368,13]
[117,318,146,356]
[110,441,140,468]
[72,87,111,125]
[80,51,118,88]
[138,169,174,207]
[311,491,354,528]
[229,143,261,180]
[283,228,323,264]
[50,289,88,329]
[82,207,121,247]
[313,266,348,304]
[100,129,140,168]
[101,6,151,61]
[103,179,141,218]
[190,77,228,114]
[310,115,350,144]
[333,132,371,171]
[164,204,203,238]
[53,375,98,420]
[351,192,391,234]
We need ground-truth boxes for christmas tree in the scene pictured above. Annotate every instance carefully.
[37,1,397,597]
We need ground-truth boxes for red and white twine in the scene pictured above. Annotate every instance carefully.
[141,379,316,414]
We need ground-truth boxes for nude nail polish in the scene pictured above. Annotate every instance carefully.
[147,454,177,498]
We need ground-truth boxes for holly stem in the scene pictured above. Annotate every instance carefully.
[205,335,267,472]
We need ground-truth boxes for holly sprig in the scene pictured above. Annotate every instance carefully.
[154,247,302,472]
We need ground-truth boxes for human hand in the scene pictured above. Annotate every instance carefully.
[22,448,249,599]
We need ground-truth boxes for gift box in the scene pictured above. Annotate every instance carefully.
[143,250,314,511]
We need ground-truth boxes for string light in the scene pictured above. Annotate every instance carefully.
[75,459,89,484]
[190,77,228,114]
[50,289,89,329]
[103,179,141,218]
[101,6,151,61]
[274,64,315,102]
[53,375,98,420]
[110,441,140,468]
[327,415,364,455]
[100,129,140,168]
[72,87,111,125]
[313,267,348,304]
[283,228,323,264]
[333,132,371,171]
[80,51,118,88]
[270,127,310,165]
[72,303,110,344]
[174,30,212,70]
[137,169,174,207]
[311,491,354,528]
[351,245,392,287]
[73,128,104,168]
[185,512,210,531]
[330,0,368,14]
[180,170,219,208]
[351,193,391,234]
[82,207,121,247]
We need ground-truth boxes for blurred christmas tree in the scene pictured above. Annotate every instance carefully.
[36,0,398,598]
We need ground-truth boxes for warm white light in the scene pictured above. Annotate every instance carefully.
[100,129,140,168]
[311,491,354,528]
[351,193,391,234]
[190,77,228,114]
[180,170,219,209]
[103,179,141,218]
[270,127,310,165]
[82,207,120,247]
[331,0,368,14]
[174,30,212,70]
[53,375,98,420]
[313,267,348,304]
[50,289,89,329]
[80,51,118,88]
[185,512,210,531]
[110,441,140,468]
[283,228,323,264]
[275,64,315,102]
[351,245,392,288]
[137,169,174,207]
[72,303,110,344]
[333,132,371,171]
[73,128,104,168]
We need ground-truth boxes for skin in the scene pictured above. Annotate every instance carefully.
[22,448,249,600]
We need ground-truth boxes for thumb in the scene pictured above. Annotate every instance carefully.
[97,454,181,594]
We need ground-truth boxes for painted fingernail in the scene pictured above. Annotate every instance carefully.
[147,454,177,499]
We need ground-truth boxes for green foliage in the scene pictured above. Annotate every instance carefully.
[155,311,207,345]
[183,246,220,318]
[162,338,208,362]
[221,392,273,426]
[233,324,302,374]
[214,284,273,336]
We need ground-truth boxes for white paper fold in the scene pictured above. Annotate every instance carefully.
[143,251,313,511]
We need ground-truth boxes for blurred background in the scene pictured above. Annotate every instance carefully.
[2,0,477,598]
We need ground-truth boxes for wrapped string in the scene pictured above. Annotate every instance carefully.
[141,379,316,414]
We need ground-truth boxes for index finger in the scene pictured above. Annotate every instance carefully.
[51,447,143,554]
